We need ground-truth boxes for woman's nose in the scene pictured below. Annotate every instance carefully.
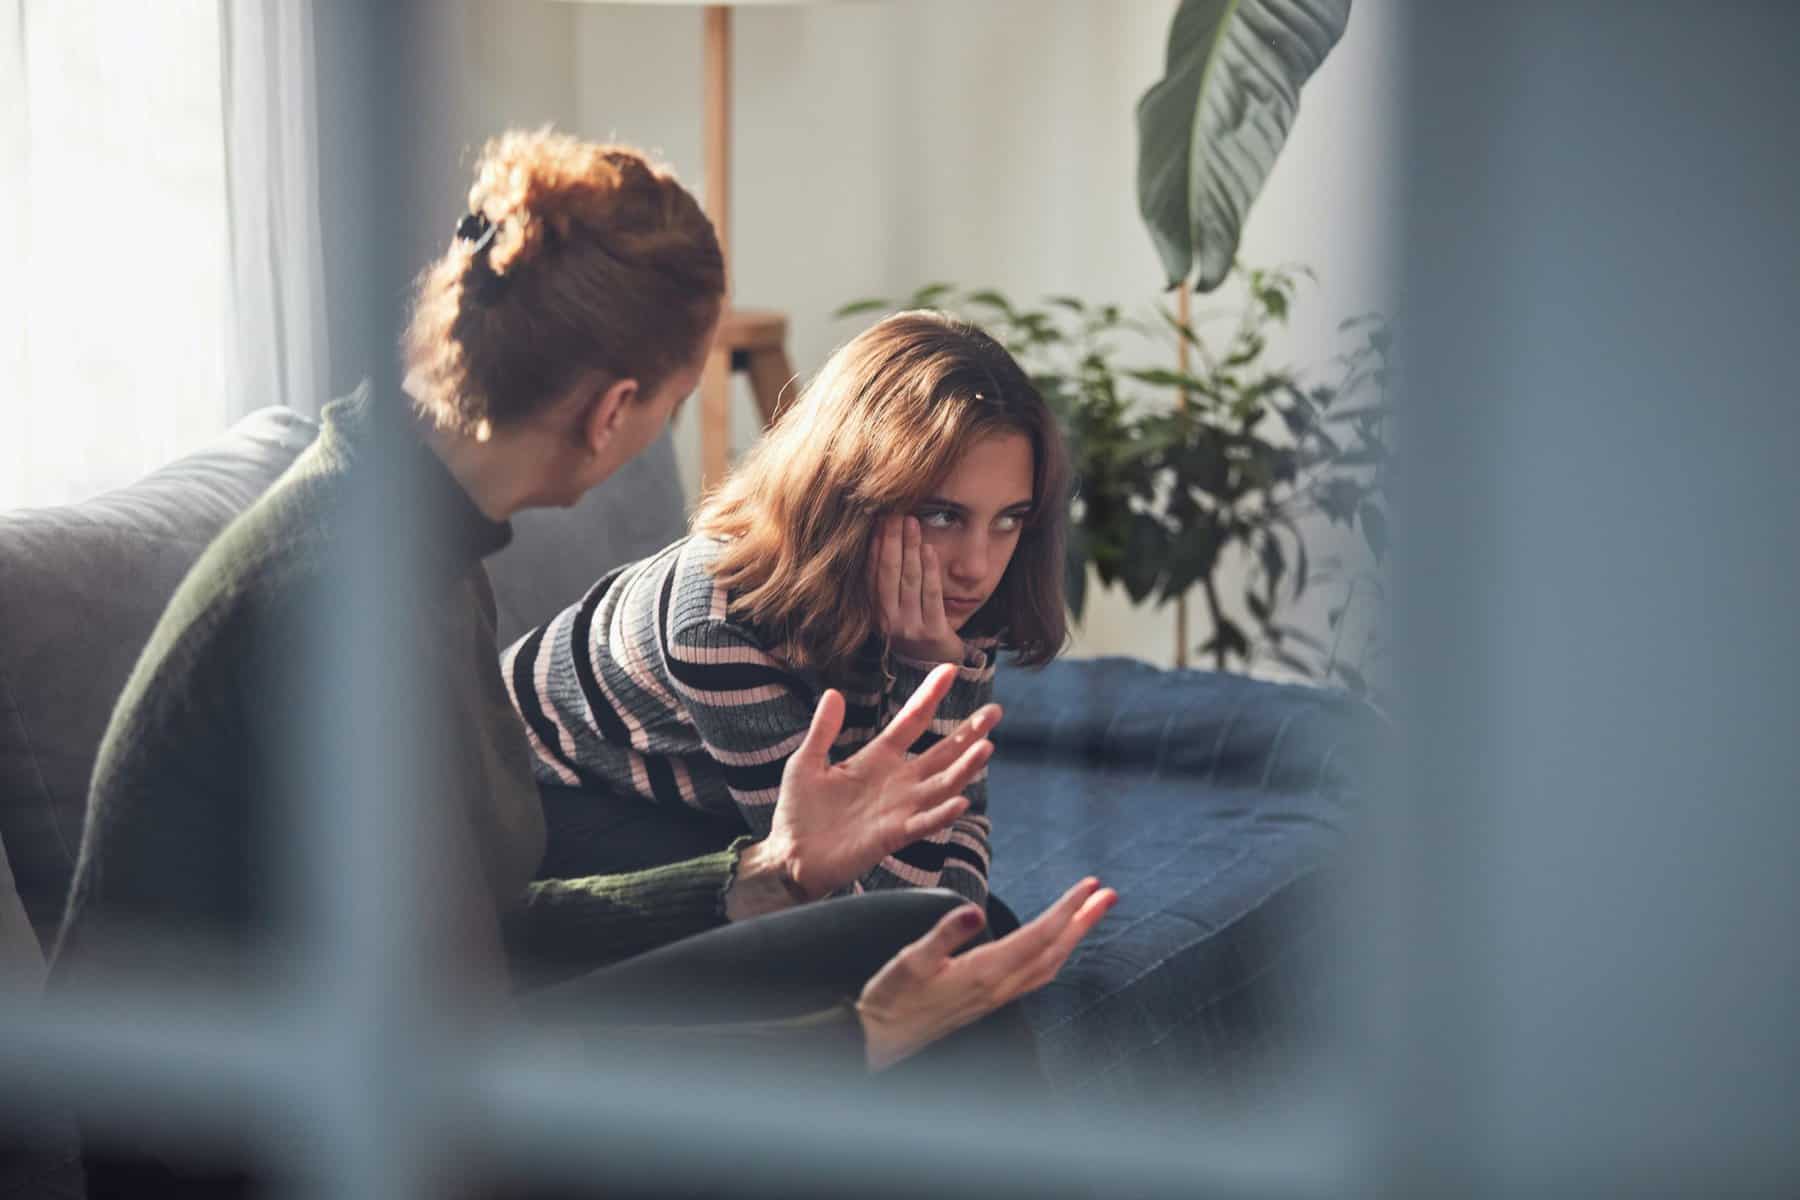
[945,533,988,584]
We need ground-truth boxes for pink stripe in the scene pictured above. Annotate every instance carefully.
[669,638,782,668]
[706,728,807,767]
[875,857,940,888]
[673,539,734,624]
[533,610,586,784]
[669,756,700,808]
[624,749,652,798]
[619,603,681,711]
[586,608,660,756]
[500,642,572,784]
[948,820,990,846]
[676,683,794,708]
[611,595,688,730]
[708,574,729,621]
[947,831,991,872]
[941,860,987,888]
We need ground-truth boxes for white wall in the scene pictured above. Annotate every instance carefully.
[381,0,1399,670]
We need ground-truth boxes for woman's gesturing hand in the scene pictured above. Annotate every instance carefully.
[856,877,1118,1071]
[761,663,1000,903]
[872,515,967,665]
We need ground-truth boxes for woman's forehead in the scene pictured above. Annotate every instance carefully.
[930,431,1035,504]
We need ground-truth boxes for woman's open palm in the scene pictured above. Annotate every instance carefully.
[769,663,998,900]
[857,876,1119,1070]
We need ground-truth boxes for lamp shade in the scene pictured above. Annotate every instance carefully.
[565,2,864,6]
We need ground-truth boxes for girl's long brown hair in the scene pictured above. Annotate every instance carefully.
[695,311,1070,674]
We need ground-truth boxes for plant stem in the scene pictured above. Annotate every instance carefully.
[1175,280,1193,670]
[1202,574,1228,672]
[1325,575,1360,677]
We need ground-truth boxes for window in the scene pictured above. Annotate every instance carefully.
[1,0,229,510]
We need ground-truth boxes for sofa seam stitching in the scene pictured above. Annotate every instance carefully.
[0,645,75,872]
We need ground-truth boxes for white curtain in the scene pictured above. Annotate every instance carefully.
[0,0,326,511]
[220,0,329,422]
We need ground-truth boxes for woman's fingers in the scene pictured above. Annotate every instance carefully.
[971,877,1103,974]
[899,903,988,977]
[1033,876,1105,931]
[855,881,1114,1072]
[868,537,886,621]
[900,516,926,626]
[899,794,970,844]
[876,516,903,622]
[918,738,994,806]
[909,704,1002,777]
[864,663,957,758]
[856,902,992,1070]
[1009,886,1117,995]
[791,688,846,770]
[920,541,947,631]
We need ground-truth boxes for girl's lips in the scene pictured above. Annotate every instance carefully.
[945,596,982,611]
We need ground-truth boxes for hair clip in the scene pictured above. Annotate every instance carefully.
[456,211,508,304]
[456,211,499,256]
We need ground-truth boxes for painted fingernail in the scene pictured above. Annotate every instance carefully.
[957,908,984,930]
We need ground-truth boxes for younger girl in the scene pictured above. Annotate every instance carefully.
[505,311,1070,907]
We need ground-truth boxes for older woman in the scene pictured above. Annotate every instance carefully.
[52,129,1113,1195]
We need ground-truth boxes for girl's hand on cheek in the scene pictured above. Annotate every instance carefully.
[870,515,966,665]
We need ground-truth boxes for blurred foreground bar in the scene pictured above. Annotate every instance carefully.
[1372,2,1800,1195]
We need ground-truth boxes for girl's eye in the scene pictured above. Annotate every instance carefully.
[994,513,1025,533]
[919,510,957,529]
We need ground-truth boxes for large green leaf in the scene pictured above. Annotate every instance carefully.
[1136,0,1352,292]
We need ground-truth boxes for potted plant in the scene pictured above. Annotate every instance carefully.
[836,267,1389,695]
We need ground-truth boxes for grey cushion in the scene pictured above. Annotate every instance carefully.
[0,404,688,958]
[0,823,43,990]
[0,410,317,951]
[488,430,688,648]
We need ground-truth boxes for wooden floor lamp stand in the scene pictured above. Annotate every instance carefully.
[695,5,797,494]
[697,306,796,491]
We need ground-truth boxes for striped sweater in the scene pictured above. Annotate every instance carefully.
[501,535,996,906]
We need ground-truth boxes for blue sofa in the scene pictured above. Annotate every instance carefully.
[0,406,1372,1191]
[988,658,1369,1104]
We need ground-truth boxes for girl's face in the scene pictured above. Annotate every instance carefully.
[913,431,1035,629]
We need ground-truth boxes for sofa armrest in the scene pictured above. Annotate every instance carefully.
[0,825,45,992]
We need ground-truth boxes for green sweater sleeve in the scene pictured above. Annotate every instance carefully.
[503,839,750,992]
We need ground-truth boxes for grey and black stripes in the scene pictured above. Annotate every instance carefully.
[501,536,996,905]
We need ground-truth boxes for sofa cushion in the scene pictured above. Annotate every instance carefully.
[486,429,688,648]
[0,410,317,949]
[0,825,44,990]
[986,657,1376,1103]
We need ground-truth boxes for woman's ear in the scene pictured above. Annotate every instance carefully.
[580,376,640,455]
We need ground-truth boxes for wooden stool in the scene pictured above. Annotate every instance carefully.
[697,307,798,491]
